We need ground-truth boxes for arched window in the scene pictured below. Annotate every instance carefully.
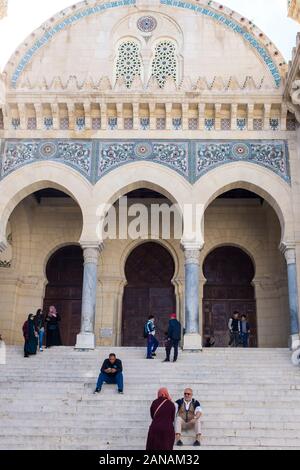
[152,41,177,88]
[115,41,142,89]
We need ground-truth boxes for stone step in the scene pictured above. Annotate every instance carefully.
[1,346,299,450]
[0,435,299,448]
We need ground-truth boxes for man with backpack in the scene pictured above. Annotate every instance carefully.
[144,315,159,359]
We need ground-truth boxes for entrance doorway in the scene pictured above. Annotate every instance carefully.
[203,246,257,347]
[122,242,176,346]
[43,245,84,346]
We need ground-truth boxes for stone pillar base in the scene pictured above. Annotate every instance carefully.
[292,348,300,366]
[290,334,300,351]
[0,340,6,364]
[183,334,202,351]
[75,333,95,350]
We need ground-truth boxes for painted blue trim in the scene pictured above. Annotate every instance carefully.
[160,0,281,87]
[11,0,136,88]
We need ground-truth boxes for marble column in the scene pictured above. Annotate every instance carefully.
[75,244,101,350]
[182,243,203,350]
[282,245,300,350]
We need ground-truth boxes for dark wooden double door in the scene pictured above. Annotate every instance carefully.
[203,246,258,347]
[122,243,176,346]
[43,246,83,346]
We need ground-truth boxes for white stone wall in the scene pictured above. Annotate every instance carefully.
[7,3,277,88]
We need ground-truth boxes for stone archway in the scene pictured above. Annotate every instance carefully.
[122,242,176,346]
[203,246,257,348]
[43,245,84,347]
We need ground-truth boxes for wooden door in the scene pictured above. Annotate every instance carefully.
[122,243,176,347]
[203,246,257,347]
[43,246,83,346]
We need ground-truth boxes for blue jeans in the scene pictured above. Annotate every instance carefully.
[96,372,124,391]
[147,335,159,358]
[241,332,249,348]
[38,329,44,350]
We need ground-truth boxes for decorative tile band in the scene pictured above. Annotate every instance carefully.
[1,141,93,179]
[98,141,189,178]
[0,139,290,185]
[195,141,290,183]
[160,0,281,87]
[11,0,136,88]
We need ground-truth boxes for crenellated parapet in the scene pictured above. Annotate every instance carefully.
[0,74,295,136]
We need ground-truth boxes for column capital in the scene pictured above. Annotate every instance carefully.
[181,240,204,265]
[280,242,296,264]
[181,238,204,251]
[81,243,104,264]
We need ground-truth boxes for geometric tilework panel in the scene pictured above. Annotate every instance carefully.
[1,141,93,180]
[0,140,290,185]
[195,141,290,184]
[98,141,189,179]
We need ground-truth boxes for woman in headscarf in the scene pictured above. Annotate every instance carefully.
[22,314,38,358]
[146,388,176,451]
[45,306,62,348]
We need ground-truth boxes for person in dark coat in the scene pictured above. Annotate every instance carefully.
[34,309,45,352]
[163,313,182,362]
[45,306,62,348]
[146,388,175,451]
[23,314,38,358]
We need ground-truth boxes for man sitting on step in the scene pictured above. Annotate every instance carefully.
[94,353,124,394]
[175,388,202,447]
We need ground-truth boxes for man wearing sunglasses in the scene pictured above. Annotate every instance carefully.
[175,388,202,447]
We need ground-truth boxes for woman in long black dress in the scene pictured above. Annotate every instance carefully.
[146,388,176,451]
[22,314,38,358]
[45,306,62,348]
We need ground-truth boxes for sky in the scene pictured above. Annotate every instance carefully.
[0,0,299,71]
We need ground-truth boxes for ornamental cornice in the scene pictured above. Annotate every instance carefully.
[284,33,300,123]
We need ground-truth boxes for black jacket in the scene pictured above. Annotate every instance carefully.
[168,319,182,341]
[101,358,123,375]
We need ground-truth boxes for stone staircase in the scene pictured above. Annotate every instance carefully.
[1,346,300,450]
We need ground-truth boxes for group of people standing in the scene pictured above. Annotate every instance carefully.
[22,306,62,358]
[228,311,251,348]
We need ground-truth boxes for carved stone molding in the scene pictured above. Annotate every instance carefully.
[280,242,297,265]
[81,244,103,265]
[0,0,7,20]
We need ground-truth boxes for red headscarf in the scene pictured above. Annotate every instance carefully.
[158,388,172,401]
[170,313,177,319]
